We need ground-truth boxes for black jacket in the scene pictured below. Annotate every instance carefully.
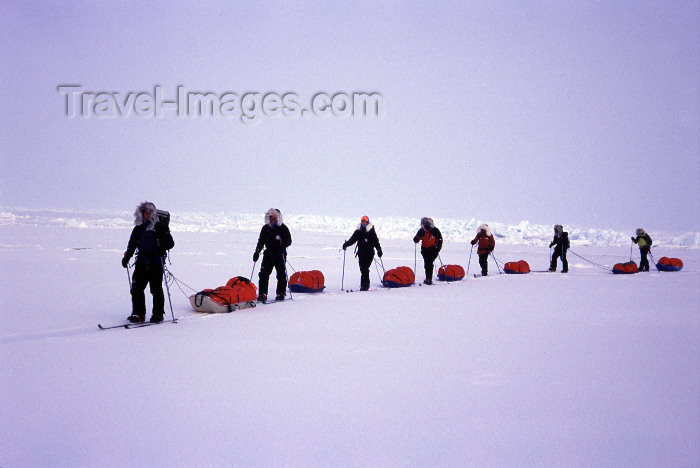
[549,232,570,251]
[343,224,382,258]
[255,223,292,257]
[125,221,175,265]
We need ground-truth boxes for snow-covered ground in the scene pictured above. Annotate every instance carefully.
[1,209,698,467]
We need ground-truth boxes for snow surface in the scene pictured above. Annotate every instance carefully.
[1,210,698,467]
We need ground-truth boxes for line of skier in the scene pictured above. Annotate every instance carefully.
[120,203,653,324]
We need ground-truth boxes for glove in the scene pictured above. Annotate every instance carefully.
[489,246,494,253]
[549,243,554,248]
[630,237,635,242]
[417,228,426,237]
[342,244,347,251]
[121,255,130,268]
[253,250,260,262]
[377,249,383,258]
[470,240,476,245]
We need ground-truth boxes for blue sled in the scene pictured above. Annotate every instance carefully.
[503,269,528,274]
[656,263,683,272]
[437,274,463,281]
[288,284,326,293]
[382,281,414,288]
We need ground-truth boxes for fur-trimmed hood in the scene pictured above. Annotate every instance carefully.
[265,208,283,226]
[477,223,492,237]
[356,222,374,231]
[134,201,157,231]
[421,217,435,230]
[554,224,564,237]
[636,228,646,236]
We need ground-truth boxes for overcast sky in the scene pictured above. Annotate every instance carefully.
[1,1,698,231]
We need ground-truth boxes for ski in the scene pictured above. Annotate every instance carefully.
[98,319,177,330]
[257,298,290,305]
[345,287,384,293]
[98,323,130,330]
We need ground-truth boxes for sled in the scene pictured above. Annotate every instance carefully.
[503,260,530,274]
[382,266,415,288]
[189,276,258,313]
[189,293,257,313]
[288,270,326,293]
[612,261,638,274]
[437,264,465,281]
[656,257,683,272]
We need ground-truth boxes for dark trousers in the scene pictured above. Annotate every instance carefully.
[131,261,164,318]
[639,247,650,271]
[421,247,438,280]
[478,253,489,275]
[358,253,374,289]
[259,252,287,296]
[551,248,568,271]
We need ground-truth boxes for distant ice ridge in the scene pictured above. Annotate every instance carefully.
[2,209,699,248]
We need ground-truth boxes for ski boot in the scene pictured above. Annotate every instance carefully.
[257,293,267,302]
[275,293,285,302]
[128,314,145,323]
[423,278,432,285]
[150,312,164,323]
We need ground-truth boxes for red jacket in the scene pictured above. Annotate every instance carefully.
[472,232,495,255]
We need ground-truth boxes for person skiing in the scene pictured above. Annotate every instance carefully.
[548,224,570,273]
[253,208,292,301]
[631,228,653,271]
[470,224,495,276]
[122,202,175,323]
[342,215,383,291]
[413,217,443,285]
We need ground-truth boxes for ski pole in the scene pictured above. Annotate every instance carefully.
[341,246,346,290]
[281,251,293,301]
[126,263,132,289]
[250,260,257,283]
[466,244,474,276]
[629,240,633,261]
[160,256,176,323]
[414,242,417,276]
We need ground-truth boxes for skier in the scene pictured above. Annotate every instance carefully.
[253,208,292,301]
[631,228,653,271]
[122,202,175,323]
[342,216,383,291]
[470,224,495,276]
[413,217,443,285]
[548,224,570,273]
